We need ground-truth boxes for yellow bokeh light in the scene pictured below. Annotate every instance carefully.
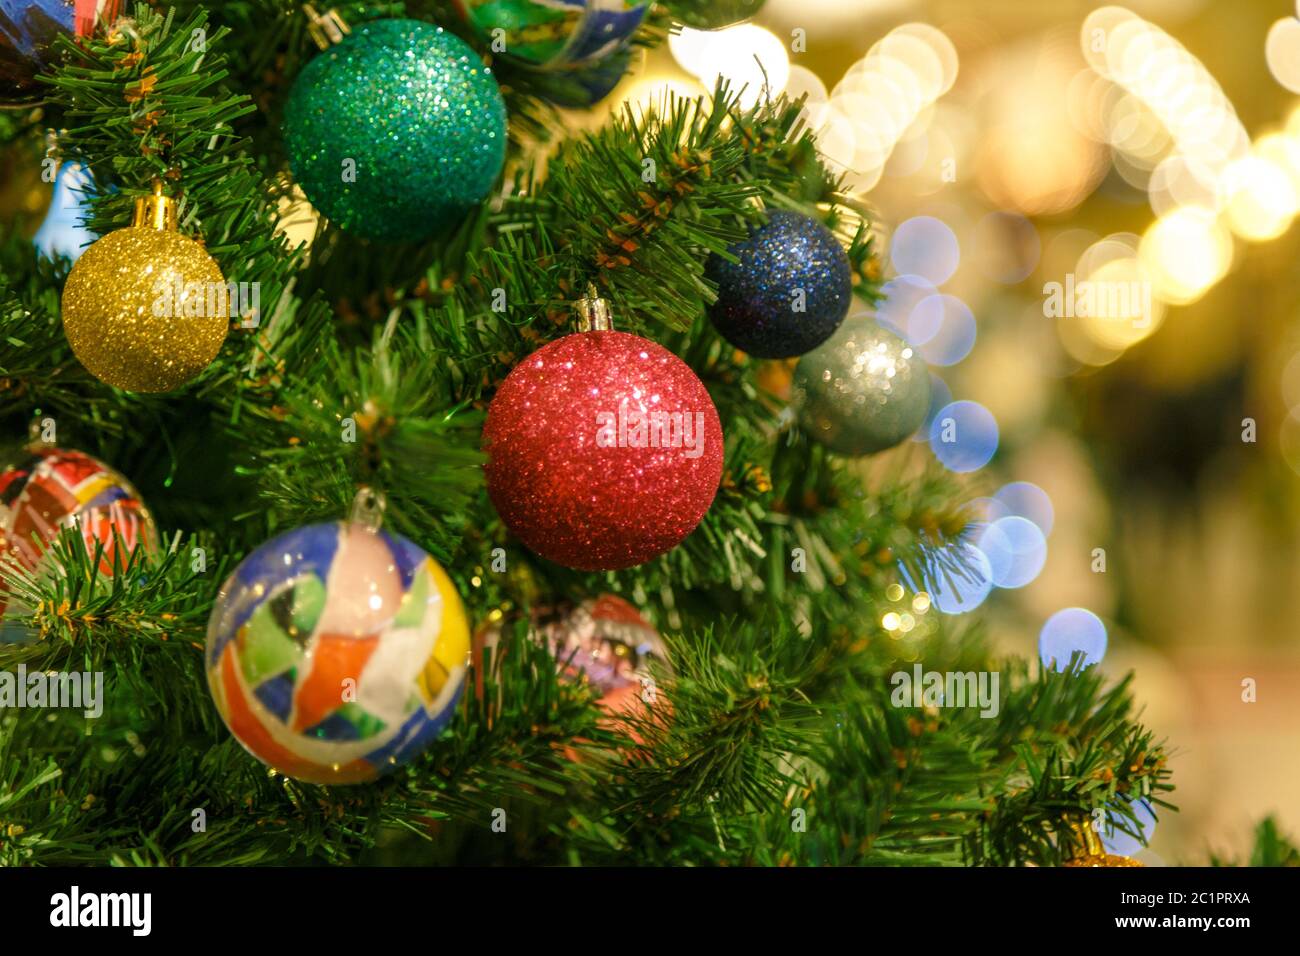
[1266,18,1300,94]
[1076,256,1165,350]
[1139,206,1233,305]
[824,23,959,193]
[1220,154,1298,242]
[670,24,789,110]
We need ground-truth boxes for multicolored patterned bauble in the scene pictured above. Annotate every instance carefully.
[454,0,649,70]
[0,447,156,612]
[483,301,724,571]
[205,520,470,784]
[1,1,120,106]
[475,594,668,714]
[61,182,228,392]
[529,45,633,107]
[705,210,853,359]
[282,19,507,242]
[667,0,766,30]
[793,315,931,456]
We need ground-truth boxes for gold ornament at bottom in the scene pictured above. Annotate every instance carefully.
[1063,853,1144,867]
[1063,817,1144,867]
[61,181,228,393]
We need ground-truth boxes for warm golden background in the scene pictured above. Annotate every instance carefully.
[604,0,1300,864]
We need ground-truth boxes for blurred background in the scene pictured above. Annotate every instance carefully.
[612,0,1300,864]
[5,0,1298,863]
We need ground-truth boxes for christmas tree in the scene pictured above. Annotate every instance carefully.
[0,1,1176,867]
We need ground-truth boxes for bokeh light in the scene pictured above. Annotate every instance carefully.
[902,544,994,615]
[668,25,789,110]
[977,517,1048,589]
[1266,17,1300,94]
[816,23,959,192]
[1039,608,1108,671]
[1138,205,1232,305]
[890,216,960,284]
[911,372,952,443]
[929,400,999,472]
[878,274,939,338]
[1220,152,1298,241]
[1101,797,1159,856]
[911,294,976,366]
[33,161,96,263]
[993,481,1055,535]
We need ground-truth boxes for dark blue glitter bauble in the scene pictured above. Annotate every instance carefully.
[705,210,852,359]
[283,19,507,242]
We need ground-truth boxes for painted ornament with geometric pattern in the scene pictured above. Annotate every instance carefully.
[0,446,157,614]
[205,490,470,784]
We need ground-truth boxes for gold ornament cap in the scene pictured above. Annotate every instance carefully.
[303,4,351,50]
[1064,817,1145,867]
[133,179,177,231]
[576,285,613,332]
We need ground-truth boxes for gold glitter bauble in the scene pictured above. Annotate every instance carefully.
[1063,853,1145,867]
[61,226,228,392]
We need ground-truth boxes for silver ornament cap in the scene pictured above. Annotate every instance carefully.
[793,314,932,456]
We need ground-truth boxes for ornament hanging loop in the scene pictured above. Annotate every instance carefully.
[132,178,177,231]
[576,284,613,332]
[303,4,351,50]
[350,486,387,532]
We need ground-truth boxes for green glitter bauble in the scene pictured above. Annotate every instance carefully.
[793,315,932,456]
[283,19,507,242]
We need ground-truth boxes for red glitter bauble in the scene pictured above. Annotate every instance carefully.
[483,330,724,571]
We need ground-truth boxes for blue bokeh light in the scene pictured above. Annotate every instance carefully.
[891,216,960,286]
[1039,608,1108,672]
[912,294,977,366]
[993,481,1055,536]
[977,516,1047,589]
[877,274,938,342]
[911,372,952,443]
[929,400,999,472]
[33,161,97,264]
[1100,797,1158,856]
[901,543,994,615]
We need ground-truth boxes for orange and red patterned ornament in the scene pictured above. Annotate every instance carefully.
[0,444,157,614]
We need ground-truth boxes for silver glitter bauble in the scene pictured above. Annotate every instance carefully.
[793,315,931,456]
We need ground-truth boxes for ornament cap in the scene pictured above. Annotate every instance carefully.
[132,180,177,231]
[350,486,387,532]
[576,286,614,332]
[303,4,351,50]
[26,415,54,450]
